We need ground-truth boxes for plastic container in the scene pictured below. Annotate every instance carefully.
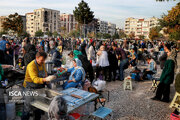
[69,113,81,120]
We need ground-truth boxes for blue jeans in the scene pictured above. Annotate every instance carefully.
[119,59,129,81]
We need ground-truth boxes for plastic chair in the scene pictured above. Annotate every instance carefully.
[91,107,113,120]
[150,77,160,93]
[169,92,180,111]
[123,76,132,90]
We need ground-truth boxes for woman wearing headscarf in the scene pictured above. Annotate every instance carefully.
[23,44,36,67]
[88,41,96,62]
[151,44,176,102]
[79,44,87,58]
[63,59,85,89]
[51,47,62,67]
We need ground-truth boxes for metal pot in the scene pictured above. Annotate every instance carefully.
[45,61,54,75]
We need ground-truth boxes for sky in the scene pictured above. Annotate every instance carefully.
[0,0,179,29]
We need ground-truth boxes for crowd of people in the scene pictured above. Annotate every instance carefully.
[0,35,179,120]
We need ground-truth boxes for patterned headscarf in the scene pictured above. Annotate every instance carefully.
[69,58,85,82]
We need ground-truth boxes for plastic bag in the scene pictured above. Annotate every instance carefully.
[92,79,106,91]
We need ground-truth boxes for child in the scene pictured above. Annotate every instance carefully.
[16,58,25,70]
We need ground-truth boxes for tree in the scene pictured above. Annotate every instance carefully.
[139,35,145,40]
[103,33,111,39]
[60,27,66,34]
[45,31,52,37]
[21,31,30,38]
[68,30,80,38]
[35,30,44,37]
[53,31,59,37]
[2,13,23,37]
[128,32,135,39]
[0,31,7,37]
[118,30,127,39]
[73,0,94,37]
[96,32,103,39]
[159,2,180,41]
[73,0,94,25]
[149,27,160,40]
[87,31,95,38]
[112,33,119,39]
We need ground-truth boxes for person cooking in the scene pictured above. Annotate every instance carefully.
[22,51,56,120]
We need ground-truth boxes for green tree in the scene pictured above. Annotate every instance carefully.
[21,31,30,38]
[73,0,94,24]
[53,31,59,37]
[2,13,23,37]
[103,33,111,39]
[35,30,44,37]
[68,30,80,38]
[112,33,119,39]
[45,31,52,37]
[73,0,94,37]
[96,32,103,39]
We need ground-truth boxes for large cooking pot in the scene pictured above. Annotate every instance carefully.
[45,61,54,75]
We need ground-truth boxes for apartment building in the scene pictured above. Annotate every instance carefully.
[26,13,34,35]
[108,22,116,36]
[97,20,108,34]
[125,17,159,39]
[60,13,78,33]
[26,8,60,36]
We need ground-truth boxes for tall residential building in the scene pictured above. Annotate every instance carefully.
[26,13,34,36]
[97,20,108,34]
[125,17,159,39]
[60,13,78,33]
[0,16,7,32]
[26,8,60,36]
[108,22,116,36]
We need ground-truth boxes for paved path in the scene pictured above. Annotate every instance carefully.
[104,52,180,120]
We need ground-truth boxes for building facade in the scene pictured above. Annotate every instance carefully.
[125,17,159,39]
[97,20,108,34]
[60,13,78,33]
[108,22,116,36]
[26,8,60,36]
[26,13,34,36]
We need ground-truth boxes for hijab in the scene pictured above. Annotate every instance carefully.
[69,58,85,82]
